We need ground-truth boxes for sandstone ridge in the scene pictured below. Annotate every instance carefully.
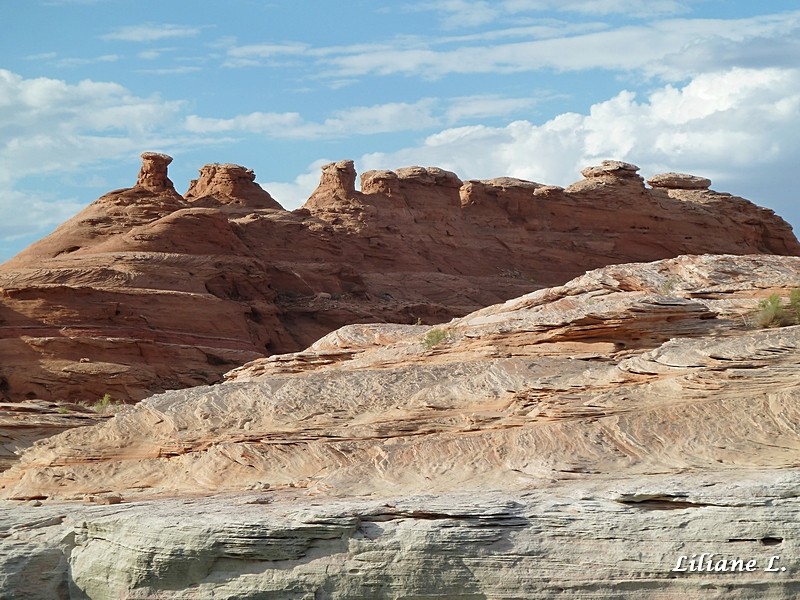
[2,253,800,597]
[0,154,797,404]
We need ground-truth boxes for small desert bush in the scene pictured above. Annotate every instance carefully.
[790,289,800,322]
[756,291,800,328]
[90,393,122,414]
[423,328,451,351]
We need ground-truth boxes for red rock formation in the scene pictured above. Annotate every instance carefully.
[185,163,283,209]
[0,155,797,404]
[136,152,175,192]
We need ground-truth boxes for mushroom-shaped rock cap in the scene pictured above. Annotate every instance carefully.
[318,160,357,196]
[581,160,640,178]
[647,172,712,190]
[136,152,175,192]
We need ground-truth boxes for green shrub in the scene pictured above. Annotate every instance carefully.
[755,292,800,328]
[423,328,451,351]
[92,393,119,414]
[790,289,800,323]
[757,294,787,328]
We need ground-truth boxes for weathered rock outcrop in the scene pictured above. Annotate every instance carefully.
[0,156,797,404]
[3,472,799,599]
[185,162,283,209]
[1,253,800,598]
[647,171,712,189]
[135,152,175,192]
[0,400,106,472]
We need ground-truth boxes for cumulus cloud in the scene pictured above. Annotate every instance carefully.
[260,159,331,210]
[358,68,800,223]
[0,70,185,177]
[256,68,800,219]
[0,69,190,246]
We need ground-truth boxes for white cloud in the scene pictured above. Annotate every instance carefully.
[502,0,690,17]
[54,54,120,68]
[0,188,85,244]
[184,95,541,141]
[0,69,195,247]
[320,11,800,80]
[261,159,331,210]
[419,0,500,29]
[185,99,441,140]
[25,52,58,61]
[24,52,120,68]
[227,42,310,58]
[415,0,691,27]
[0,70,185,154]
[185,111,305,135]
[223,42,310,68]
[138,66,203,76]
[445,95,539,123]
[358,68,800,220]
[262,68,800,223]
[102,24,202,43]
[138,49,164,60]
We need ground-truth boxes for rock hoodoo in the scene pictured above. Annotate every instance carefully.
[0,155,797,403]
[185,163,283,209]
[135,152,175,192]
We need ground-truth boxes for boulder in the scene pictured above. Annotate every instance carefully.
[647,172,713,189]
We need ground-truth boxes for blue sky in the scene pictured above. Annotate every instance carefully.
[2,1,800,261]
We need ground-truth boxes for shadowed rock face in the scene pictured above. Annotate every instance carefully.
[2,253,800,598]
[0,156,797,403]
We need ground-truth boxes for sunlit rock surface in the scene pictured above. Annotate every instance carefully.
[2,253,800,597]
[0,156,797,404]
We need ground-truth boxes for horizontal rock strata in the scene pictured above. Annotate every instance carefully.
[0,156,797,403]
[1,253,800,597]
[2,471,799,598]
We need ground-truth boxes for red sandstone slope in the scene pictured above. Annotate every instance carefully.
[0,154,796,403]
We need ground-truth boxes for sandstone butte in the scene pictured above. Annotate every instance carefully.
[0,153,797,409]
[2,253,800,598]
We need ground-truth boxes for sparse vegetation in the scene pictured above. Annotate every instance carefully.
[423,328,452,351]
[90,393,122,414]
[755,291,800,328]
[656,276,679,296]
[790,288,800,322]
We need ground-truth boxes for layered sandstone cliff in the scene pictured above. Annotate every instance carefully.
[0,155,796,404]
[2,253,800,598]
